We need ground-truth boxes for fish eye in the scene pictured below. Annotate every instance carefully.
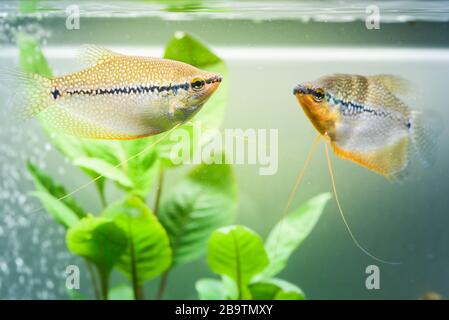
[312,88,325,102]
[191,78,205,91]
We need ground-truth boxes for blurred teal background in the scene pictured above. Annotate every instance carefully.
[0,0,449,299]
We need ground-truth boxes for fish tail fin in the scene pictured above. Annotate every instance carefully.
[0,68,53,120]
[324,142,401,265]
[411,110,443,167]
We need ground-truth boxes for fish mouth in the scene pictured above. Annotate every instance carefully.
[293,84,312,95]
[205,74,223,96]
[206,74,223,84]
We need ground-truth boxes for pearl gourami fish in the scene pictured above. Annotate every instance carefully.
[293,74,439,179]
[283,74,441,264]
[12,45,222,140]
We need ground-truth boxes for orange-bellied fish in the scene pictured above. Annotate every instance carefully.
[12,45,222,140]
[283,73,441,264]
[293,73,439,179]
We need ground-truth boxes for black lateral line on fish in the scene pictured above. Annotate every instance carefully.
[325,93,381,116]
[326,93,412,129]
[60,82,190,98]
[51,76,222,100]
[325,92,411,128]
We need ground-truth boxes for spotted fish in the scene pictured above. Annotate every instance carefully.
[294,74,440,179]
[11,45,222,140]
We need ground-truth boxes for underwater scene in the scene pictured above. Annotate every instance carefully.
[0,0,449,301]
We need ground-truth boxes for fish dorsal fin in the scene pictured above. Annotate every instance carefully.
[79,45,122,67]
[368,75,412,96]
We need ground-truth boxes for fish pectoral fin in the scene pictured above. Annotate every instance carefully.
[168,105,176,121]
[79,45,122,67]
[331,138,410,179]
[168,102,182,120]
[368,75,412,97]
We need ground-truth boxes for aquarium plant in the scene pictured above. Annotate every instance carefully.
[197,193,331,300]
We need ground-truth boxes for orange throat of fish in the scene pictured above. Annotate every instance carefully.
[295,93,339,139]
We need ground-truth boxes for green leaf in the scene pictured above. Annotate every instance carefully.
[149,122,219,169]
[150,123,195,168]
[196,276,240,300]
[120,139,160,196]
[164,31,221,67]
[66,216,128,278]
[43,129,87,162]
[103,197,172,285]
[221,275,239,299]
[73,157,133,188]
[207,225,269,296]
[17,33,52,77]
[109,284,134,300]
[249,279,305,300]
[42,131,113,201]
[19,0,39,14]
[160,162,237,266]
[162,0,205,13]
[80,140,122,165]
[44,129,159,197]
[164,32,228,130]
[27,161,87,220]
[262,193,332,278]
[31,191,80,228]
[42,124,120,167]
[195,278,227,300]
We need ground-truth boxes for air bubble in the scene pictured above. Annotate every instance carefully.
[15,258,24,268]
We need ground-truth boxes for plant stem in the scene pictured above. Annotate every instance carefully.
[155,270,170,300]
[232,232,243,300]
[85,260,100,300]
[137,285,144,300]
[99,270,109,300]
[154,167,169,300]
[131,278,144,300]
[95,181,107,209]
[128,222,144,300]
[154,167,165,217]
